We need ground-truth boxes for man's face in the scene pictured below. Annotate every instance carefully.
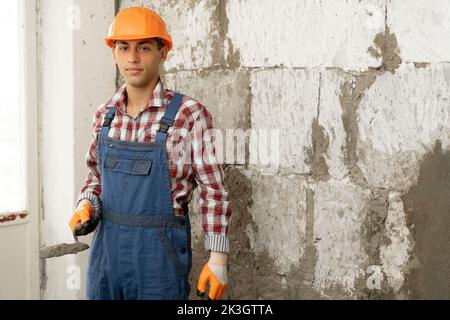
[112,39,167,88]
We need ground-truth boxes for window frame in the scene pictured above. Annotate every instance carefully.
[0,0,39,229]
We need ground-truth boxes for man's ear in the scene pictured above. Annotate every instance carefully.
[112,47,117,63]
[160,47,168,62]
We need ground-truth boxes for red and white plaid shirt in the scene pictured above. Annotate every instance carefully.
[77,78,231,253]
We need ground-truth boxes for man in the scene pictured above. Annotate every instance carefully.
[69,6,231,300]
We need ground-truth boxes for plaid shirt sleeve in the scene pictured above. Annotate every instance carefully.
[75,104,105,215]
[191,105,232,254]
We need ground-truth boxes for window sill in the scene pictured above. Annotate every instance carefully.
[0,211,29,228]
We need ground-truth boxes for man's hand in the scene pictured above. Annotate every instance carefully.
[197,252,229,300]
[69,200,98,237]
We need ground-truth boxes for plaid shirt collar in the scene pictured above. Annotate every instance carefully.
[109,77,169,114]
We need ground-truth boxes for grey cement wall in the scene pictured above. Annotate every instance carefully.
[119,0,450,299]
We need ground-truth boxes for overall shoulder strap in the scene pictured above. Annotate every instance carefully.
[100,106,116,138]
[156,93,184,143]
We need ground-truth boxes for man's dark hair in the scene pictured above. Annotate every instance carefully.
[153,38,166,51]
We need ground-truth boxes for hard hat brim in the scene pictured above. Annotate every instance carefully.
[105,35,172,51]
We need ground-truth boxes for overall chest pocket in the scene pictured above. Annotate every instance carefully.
[104,155,152,175]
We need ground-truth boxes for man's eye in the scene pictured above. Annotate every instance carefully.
[119,47,128,51]
[140,47,151,51]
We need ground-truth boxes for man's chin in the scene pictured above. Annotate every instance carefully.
[125,79,150,88]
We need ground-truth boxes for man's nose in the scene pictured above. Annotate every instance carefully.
[128,48,139,63]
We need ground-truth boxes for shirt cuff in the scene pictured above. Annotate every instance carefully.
[76,191,102,216]
[204,234,230,253]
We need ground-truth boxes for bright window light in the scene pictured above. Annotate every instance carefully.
[0,1,25,214]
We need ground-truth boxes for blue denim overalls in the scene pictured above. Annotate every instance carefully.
[86,93,192,300]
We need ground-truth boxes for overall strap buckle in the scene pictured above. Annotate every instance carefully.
[158,116,174,133]
[102,116,113,127]
[156,93,185,143]
[100,106,117,139]
[102,106,117,127]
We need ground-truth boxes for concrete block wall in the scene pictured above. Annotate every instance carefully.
[119,0,450,299]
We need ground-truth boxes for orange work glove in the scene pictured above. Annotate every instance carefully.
[69,201,97,236]
[197,262,229,300]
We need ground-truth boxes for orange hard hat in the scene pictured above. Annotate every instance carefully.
[105,7,173,51]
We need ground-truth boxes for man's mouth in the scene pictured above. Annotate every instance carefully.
[126,68,143,75]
